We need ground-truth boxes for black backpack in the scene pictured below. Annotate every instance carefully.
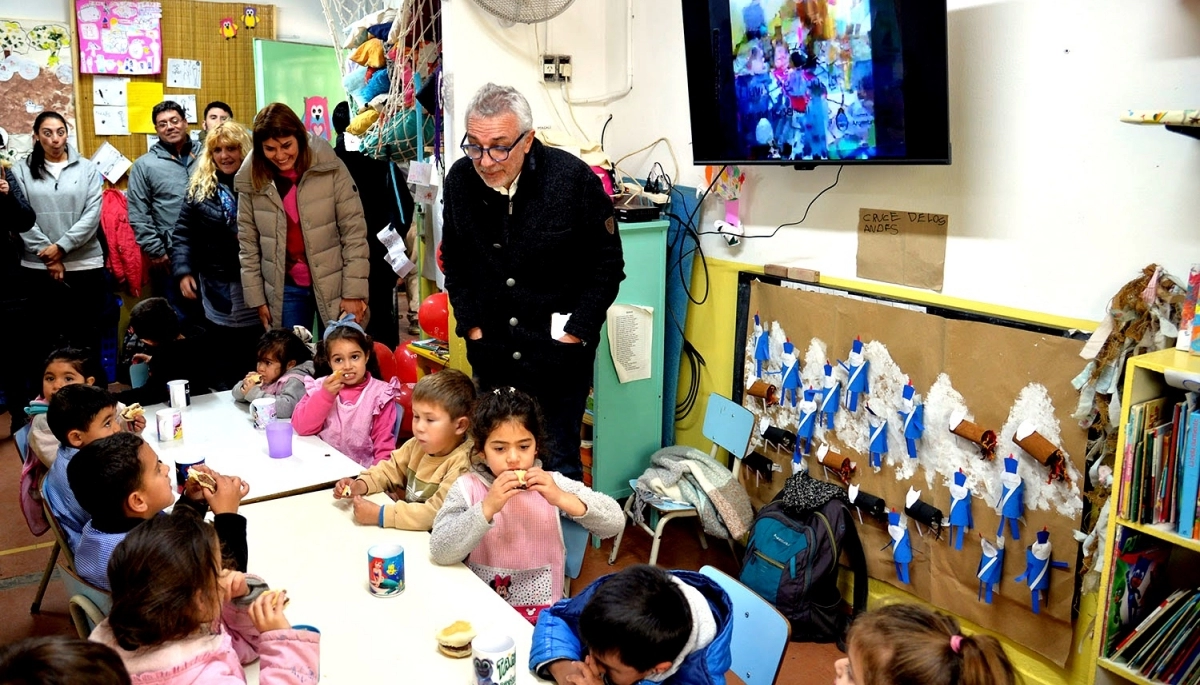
[739,497,868,649]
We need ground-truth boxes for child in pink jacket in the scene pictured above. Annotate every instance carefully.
[90,511,319,684]
[291,316,397,467]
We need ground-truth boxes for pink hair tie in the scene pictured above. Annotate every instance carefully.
[950,635,963,654]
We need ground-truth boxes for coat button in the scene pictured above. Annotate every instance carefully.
[493,243,502,249]
[506,278,516,287]
[509,317,518,326]
[512,351,522,360]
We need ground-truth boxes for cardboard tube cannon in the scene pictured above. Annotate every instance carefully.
[949,409,998,460]
[746,380,778,404]
[1014,420,1068,483]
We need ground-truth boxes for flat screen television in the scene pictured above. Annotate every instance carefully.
[681,0,950,167]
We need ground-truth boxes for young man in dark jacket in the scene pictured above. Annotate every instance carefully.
[441,83,624,480]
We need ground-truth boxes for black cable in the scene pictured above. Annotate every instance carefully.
[697,164,843,239]
[599,114,613,151]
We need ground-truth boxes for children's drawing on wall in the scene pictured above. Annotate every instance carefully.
[0,18,75,159]
[243,6,259,29]
[219,17,238,39]
[76,0,162,75]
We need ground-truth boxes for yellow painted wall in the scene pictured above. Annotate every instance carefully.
[675,257,1100,685]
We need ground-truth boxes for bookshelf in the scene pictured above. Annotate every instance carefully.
[1094,349,1200,685]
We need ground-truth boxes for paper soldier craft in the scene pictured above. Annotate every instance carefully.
[779,342,801,407]
[948,470,973,550]
[819,361,841,429]
[949,409,998,460]
[976,536,1005,604]
[898,383,924,459]
[814,443,856,484]
[841,337,869,412]
[996,454,1025,540]
[1014,528,1069,614]
[867,408,887,471]
[760,418,797,454]
[1014,420,1069,484]
[795,388,818,454]
[887,510,913,584]
[753,314,770,379]
[847,484,886,523]
[746,379,778,409]
[903,487,943,539]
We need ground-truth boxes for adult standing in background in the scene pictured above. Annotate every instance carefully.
[0,130,37,427]
[198,100,233,145]
[235,102,370,332]
[127,101,198,320]
[12,112,106,370]
[171,121,260,388]
[441,84,625,480]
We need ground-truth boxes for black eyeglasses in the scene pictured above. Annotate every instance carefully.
[460,130,529,162]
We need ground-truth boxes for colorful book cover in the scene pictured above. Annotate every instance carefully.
[1179,264,1200,351]
[1179,410,1200,539]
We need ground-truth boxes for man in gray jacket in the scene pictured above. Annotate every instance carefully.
[127,101,197,318]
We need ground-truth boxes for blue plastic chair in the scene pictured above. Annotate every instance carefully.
[14,423,30,463]
[562,517,590,597]
[35,477,111,632]
[700,565,791,685]
[609,393,754,566]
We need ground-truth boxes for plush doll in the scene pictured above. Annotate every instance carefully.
[887,510,913,584]
[818,361,840,429]
[996,454,1025,540]
[753,314,770,379]
[948,469,973,551]
[898,382,924,459]
[976,536,1004,604]
[842,337,869,412]
[1014,528,1070,614]
[779,341,801,407]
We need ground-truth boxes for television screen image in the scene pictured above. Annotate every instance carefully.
[682,0,948,166]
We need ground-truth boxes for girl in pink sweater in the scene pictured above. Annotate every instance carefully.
[90,512,319,684]
[291,316,397,467]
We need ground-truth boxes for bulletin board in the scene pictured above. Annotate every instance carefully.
[735,272,1088,667]
[0,17,76,160]
[73,0,276,168]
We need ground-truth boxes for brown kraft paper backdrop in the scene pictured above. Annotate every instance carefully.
[739,281,1085,666]
[856,208,948,291]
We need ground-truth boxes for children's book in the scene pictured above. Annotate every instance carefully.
[1112,588,1194,662]
[1180,410,1200,539]
[1126,593,1200,670]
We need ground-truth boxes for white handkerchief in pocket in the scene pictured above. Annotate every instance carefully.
[551,313,571,340]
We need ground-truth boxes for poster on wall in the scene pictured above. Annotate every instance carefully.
[0,18,75,161]
[76,0,162,75]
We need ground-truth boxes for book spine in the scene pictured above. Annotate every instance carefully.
[1179,412,1200,539]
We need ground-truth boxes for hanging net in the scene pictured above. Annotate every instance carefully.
[318,0,441,163]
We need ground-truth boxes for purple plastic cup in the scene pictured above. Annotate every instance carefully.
[266,421,293,458]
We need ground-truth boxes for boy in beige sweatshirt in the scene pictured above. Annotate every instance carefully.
[333,369,476,530]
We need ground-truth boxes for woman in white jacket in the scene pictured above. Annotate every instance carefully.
[13,112,106,364]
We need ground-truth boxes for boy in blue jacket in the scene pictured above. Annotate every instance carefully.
[530,565,733,685]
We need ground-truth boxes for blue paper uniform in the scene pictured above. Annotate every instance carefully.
[976,538,1004,604]
[753,317,770,379]
[948,473,973,551]
[846,360,869,412]
[900,404,924,459]
[819,378,840,429]
[1014,533,1069,614]
[779,353,800,406]
[997,457,1024,540]
[887,511,912,584]
[868,418,887,469]
[795,388,817,454]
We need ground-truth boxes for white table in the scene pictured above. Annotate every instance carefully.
[140,391,363,504]
[240,492,550,684]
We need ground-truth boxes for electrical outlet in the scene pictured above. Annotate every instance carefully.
[541,54,571,82]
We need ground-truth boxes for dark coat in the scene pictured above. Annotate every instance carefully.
[2,165,36,291]
[441,139,624,381]
[171,173,240,282]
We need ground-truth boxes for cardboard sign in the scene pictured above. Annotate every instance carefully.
[856,208,948,291]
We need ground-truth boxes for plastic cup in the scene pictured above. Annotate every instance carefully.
[266,421,293,458]
[366,544,405,597]
[129,362,149,388]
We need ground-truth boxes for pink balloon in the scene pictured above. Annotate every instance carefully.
[396,346,420,384]
[396,382,416,435]
[418,291,450,341]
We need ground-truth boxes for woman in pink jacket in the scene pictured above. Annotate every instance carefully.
[90,512,319,684]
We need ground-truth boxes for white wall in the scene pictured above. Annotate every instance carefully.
[446,0,1200,322]
[0,0,333,45]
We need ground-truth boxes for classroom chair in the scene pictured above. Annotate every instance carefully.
[562,516,590,598]
[609,392,754,567]
[35,477,111,630]
[700,565,790,685]
[31,475,73,614]
[14,423,30,463]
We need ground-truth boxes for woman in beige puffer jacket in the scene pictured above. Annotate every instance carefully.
[236,103,370,331]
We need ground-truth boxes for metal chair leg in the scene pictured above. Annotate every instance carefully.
[697,523,709,550]
[31,542,60,614]
[649,512,674,567]
[609,494,636,565]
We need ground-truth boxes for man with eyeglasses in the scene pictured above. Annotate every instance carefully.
[128,101,199,321]
[441,83,624,481]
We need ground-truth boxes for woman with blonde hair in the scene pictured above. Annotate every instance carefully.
[234,102,369,332]
[171,120,261,385]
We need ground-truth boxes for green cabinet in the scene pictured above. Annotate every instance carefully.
[591,220,668,498]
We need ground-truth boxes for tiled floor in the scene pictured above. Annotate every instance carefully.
[0,412,841,684]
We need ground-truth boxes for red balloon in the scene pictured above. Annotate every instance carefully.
[396,382,416,435]
[396,345,419,384]
[418,291,450,341]
[373,342,398,382]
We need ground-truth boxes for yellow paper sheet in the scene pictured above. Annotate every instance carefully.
[127,82,165,134]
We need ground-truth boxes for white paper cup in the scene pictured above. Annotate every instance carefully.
[167,379,191,408]
[471,633,517,685]
[156,408,182,442]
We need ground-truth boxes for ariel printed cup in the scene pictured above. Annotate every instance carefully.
[367,544,405,597]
